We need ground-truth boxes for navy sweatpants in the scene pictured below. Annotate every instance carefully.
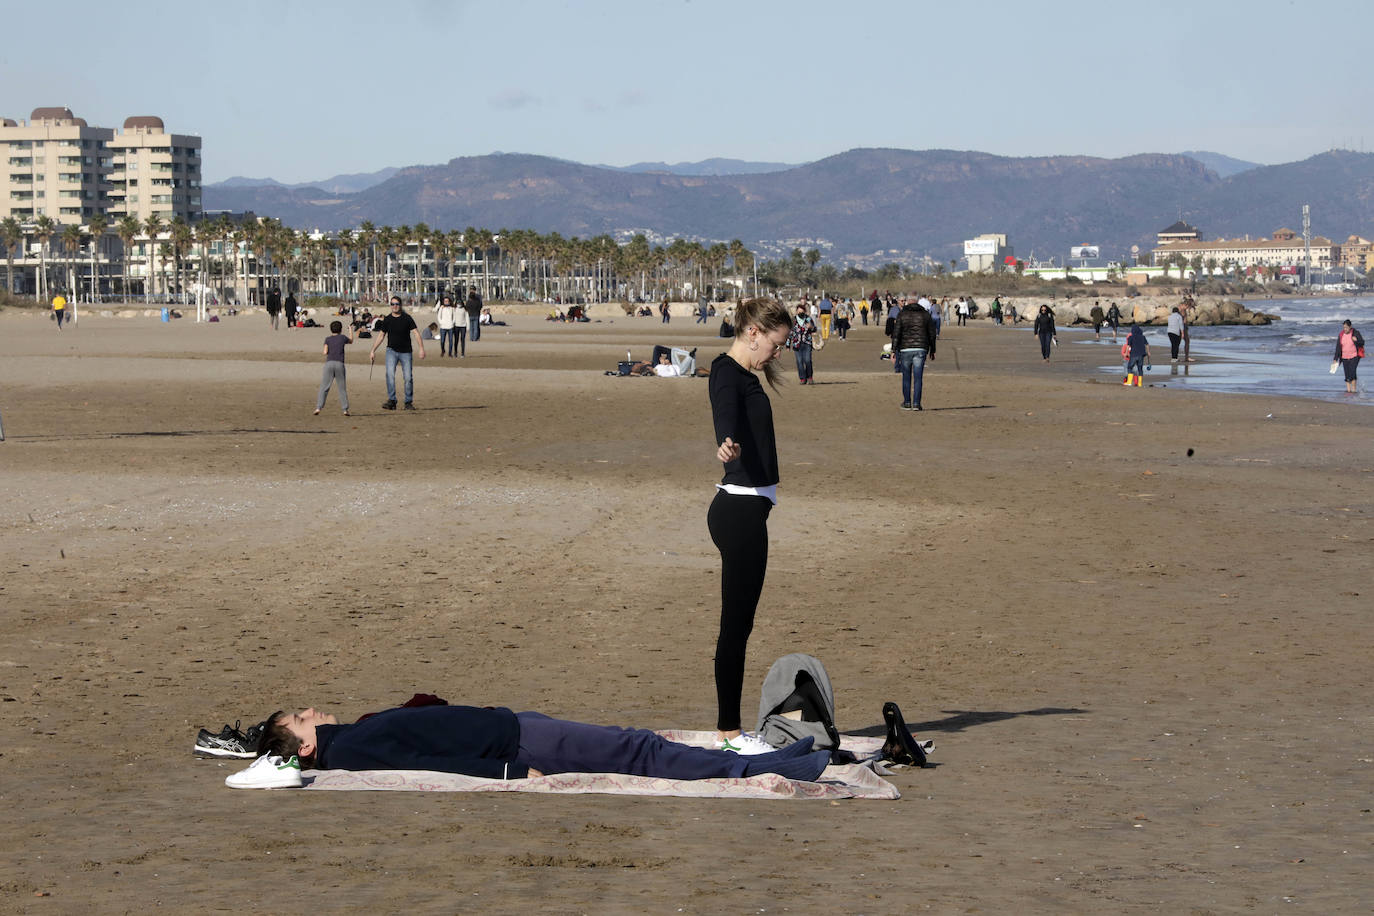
[514,712,759,779]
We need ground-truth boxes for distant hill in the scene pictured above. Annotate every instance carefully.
[1180,150,1262,179]
[202,148,1374,262]
[605,158,799,176]
[1183,150,1374,243]
[206,167,399,195]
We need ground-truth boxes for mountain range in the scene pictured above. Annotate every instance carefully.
[202,149,1374,264]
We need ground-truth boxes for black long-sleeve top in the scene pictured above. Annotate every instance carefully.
[709,352,779,489]
[314,705,527,779]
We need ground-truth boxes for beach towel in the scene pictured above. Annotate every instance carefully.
[296,731,899,800]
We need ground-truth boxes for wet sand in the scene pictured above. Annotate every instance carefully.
[1,307,1371,912]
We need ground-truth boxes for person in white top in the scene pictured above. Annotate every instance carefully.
[435,295,460,358]
[653,353,681,377]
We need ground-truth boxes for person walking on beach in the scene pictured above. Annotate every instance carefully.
[1177,296,1195,361]
[817,292,833,341]
[284,291,299,328]
[956,297,970,327]
[697,292,711,325]
[314,320,356,415]
[1105,301,1121,341]
[370,296,426,410]
[463,288,483,343]
[1123,323,1150,387]
[660,297,671,324]
[1167,307,1185,361]
[787,303,818,385]
[1090,301,1105,341]
[435,295,459,358]
[1334,319,1364,394]
[51,290,67,329]
[266,287,282,330]
[891,296,937,410]
[1033,304,1057,360]
[707,297,793,755]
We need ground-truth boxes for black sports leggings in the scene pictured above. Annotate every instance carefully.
[707,490,772,732]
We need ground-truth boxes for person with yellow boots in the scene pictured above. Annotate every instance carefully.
[1123,323,1150,386]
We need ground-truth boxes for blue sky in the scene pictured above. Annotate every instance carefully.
[5,0,1369,183]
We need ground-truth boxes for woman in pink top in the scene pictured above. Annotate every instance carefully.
[1333,320,1365,394]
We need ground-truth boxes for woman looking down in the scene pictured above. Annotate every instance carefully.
[706,298,794,755]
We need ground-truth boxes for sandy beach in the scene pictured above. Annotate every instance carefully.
[1,305,1371,912]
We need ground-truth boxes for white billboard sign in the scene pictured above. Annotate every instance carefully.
[964,239,998,256]
[1070,245,1100,259]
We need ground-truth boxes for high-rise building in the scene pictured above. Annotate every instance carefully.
[108,116,202,224]
[0,107,113,224]
[0,108,201,226]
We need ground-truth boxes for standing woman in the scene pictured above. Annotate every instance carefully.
[1334,319,1365,394]
[1166,307,1184,361]
[707,298,794,754]
[1033,304,1057,360]
[789,303,818,385]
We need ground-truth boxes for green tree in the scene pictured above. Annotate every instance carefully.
[143,214,164,297]
[0,216,21,294]
[87,214,109,302]
[116,216,140,300]
[33,215,57,301]
[61,223,86,298]
[170,216,193,300]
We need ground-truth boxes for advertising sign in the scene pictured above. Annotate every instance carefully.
[964,238,998,256]
[1070,245,1100,259]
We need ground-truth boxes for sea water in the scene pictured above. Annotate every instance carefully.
[1086,296,1372,405]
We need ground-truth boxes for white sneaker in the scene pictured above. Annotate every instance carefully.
[716,732,775,756]
[225,754,303,789]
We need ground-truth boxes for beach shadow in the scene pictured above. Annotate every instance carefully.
[924,404,996,412]
[9,427,335,442]
[845,706,1088,738]
[386,405,489,413]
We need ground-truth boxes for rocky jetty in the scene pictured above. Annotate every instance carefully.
[997,294,1276,326]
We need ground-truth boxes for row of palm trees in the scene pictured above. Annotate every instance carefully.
[1,213,758,305]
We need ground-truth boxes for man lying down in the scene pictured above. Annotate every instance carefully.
[230,701,834,788]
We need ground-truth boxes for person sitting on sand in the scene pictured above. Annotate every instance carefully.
[255,702,832,782]
[653,353,682,377]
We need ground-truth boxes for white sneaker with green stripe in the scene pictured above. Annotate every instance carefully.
[716,732,775,755]
[225,754,303,789]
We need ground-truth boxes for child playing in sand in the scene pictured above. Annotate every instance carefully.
[315,320,356,416]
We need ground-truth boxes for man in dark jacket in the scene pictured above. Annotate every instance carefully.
[891,300,937,410]
[257,703,831,781]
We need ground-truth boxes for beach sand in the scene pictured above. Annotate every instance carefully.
[1,307,1370,912]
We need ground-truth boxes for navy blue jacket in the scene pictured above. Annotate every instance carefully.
[314,705,527,779]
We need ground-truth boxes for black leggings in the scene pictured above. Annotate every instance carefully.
[455,325,467,356]
[707,490,771,732]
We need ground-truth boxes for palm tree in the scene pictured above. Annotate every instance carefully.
[357,220,377,299]
[33,215,57,302]
[143,214,164,297]
[87,214,108,302]
[61,223,86,299]
[170,216,193,302]
[116,215,140,300]
[0,216,22,294]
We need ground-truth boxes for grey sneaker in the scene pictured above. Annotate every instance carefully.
[193,719,263,758]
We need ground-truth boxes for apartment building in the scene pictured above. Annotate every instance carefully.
[1,107,113,224]
[108,116,202,224]
[1,108,201,227]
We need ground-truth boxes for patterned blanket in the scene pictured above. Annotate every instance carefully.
[301,732,900,800]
